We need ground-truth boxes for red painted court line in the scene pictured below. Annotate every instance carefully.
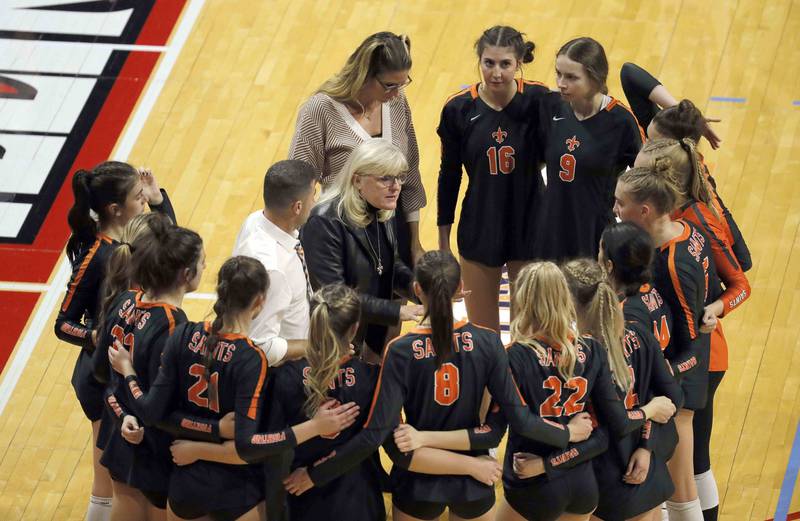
[0,292,40,372]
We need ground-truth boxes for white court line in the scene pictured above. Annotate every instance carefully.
[0,0,206,416]
[0,281,51,292]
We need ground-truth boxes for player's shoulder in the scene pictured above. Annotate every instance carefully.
[302,92,338,112]
[604,97,638,122]
[520,79,550,96]
[442,84,477,110]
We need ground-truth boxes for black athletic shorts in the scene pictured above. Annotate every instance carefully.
[593,450,673,520]
[169,499,256,521]
[71,350,105,421]
[392,490,495,520]
[504,462,598,521]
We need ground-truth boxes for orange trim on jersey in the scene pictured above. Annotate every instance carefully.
[606,97,646,144]
[98,233,114,244]
[521,79,547,88]
[244,342,269,419]
[134,292,179,311]
[469,83,479,100]
[363,336,400,427]
[516,78,524,93]
[471,322,501,336]
[666,237,697,339]
[410,319,469,334]
[61,238,102,312]
[709,320,728,371]
[640,283,651,292]
[443,85,473,106]
[165,308,176,335]
[219,332,251,342]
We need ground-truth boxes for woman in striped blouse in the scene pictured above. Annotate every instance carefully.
[289,31,427,266]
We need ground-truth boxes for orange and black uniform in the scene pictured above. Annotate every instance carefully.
[117,321,280,519]
[503,336,648,520]
[673,200,749,372]
[437,79,548,267]
[592,323,683,521]
[55,191,175,421]
[95,289,186,508]
[264,357,384,521]
[622,284,673,352]
[533,94,644,261]
[652,220,719,410]
[307,321,570,520]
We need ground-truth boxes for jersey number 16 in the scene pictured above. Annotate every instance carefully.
[486,146,516,175]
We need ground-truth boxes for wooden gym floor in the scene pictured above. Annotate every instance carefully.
[0,0,798,519]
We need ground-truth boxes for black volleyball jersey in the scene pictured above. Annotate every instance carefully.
[307,321,570,492]
[652,220,719,376]
[119,321,306,463]
[623,284,674,351]
[56,234,117,348]
[437,79,548,266]
[265,356,380,469]
[534,94,644,261]
[503,336,647,489]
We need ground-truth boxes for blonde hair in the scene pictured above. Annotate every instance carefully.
[510,262,579,381]
[318,32,411,111]
[617,159,682,216]
[562,259,631,392]
[317,139,407,227]
[639,138,719,219]
[304,284,361,418]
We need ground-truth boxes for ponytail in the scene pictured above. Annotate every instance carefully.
[679,138,719,219]
[414,251,461,368]
[304,285,360,417]
[206,256,269,405]
[563,260,631,392]
[66,170,97,263]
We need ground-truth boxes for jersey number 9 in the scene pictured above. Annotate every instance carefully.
[559,153,576,182]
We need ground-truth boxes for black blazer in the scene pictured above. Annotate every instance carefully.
[300,197,415,349]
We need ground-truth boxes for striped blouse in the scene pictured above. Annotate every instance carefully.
[288,92,426,220]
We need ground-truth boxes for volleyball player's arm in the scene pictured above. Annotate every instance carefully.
[55,257,101,350]
[541,425,610,480]
[235,350,344,462]
[397,399,508,452]
[665,262,705,377]
[436,103,463,252]
[147,189,176,224]
[620,62,671,111]
[484,341,570,449]
[709,183,752,272]
[590,347,648,437]
[618,110,645,169]
[302,216,400,326]
[690,207,750,317]
[307,346,409,486]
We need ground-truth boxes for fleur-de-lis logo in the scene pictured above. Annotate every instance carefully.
[492,126,508,144]
[566,135,581,152]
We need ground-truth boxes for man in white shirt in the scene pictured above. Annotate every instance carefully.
[232,160,317,365]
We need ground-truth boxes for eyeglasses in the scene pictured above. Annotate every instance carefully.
[361,173,407,187]
[375,75,412,92]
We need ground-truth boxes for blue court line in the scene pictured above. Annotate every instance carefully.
[793,100,800,106]
[774,419,800,521]
[709,96,747,103]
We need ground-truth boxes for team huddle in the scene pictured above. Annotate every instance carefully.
[55,24,751,521]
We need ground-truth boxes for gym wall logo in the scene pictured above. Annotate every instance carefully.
[0,0,186,283]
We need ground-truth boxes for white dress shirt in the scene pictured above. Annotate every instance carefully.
[232,211,309,365]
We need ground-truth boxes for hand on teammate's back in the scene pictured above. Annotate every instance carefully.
[642,396,675,424]
[393,423,424,453]
[567,412,593,442]
[284,466,313,495]
[121,415,144,445]
[469,455,502,486]
[623,447,651,484]
[513,452,545,479]
[313,400,360,437]
[400,304,424,322]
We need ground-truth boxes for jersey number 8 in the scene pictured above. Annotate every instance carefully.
[434,362,460,406]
